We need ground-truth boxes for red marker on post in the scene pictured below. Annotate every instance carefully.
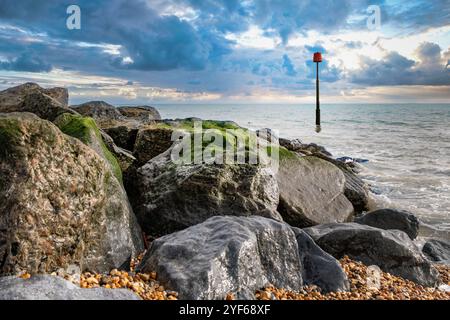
[313,52,322,133]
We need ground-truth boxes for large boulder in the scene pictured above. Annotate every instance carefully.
[279,138,369,212]
[137,216,303,300]
[44,87,69,106]
[0,83,75,121]
[277,155,354,228]
[292,228,349,293]
[128,147,281,237]
[422,239,450,265]
[355,208,420,240]
[0,275,140,300]
[118,106,161,121]
[0,112,144,275]
[304,223,440,287]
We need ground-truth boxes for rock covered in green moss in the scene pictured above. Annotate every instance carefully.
[132,118,250,166]
[277,155,354,227]
[0,83,74,121]
[0,112,144,275]
[54,113,123,183]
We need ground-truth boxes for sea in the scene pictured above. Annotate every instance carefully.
[155,103,450,241]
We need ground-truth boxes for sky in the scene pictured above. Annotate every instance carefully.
[0,0,449,104]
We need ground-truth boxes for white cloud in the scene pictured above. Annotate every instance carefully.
[225,25,280,49]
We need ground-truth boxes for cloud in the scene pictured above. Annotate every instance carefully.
[0,0,234,72]
[305,44,328,54]
[350,43,450,86]
[386,0,450,32]
[0,52,52,72]
[282,54,297,76]
[252,0,351,44]
[343,41,364,49]
[415,42,442,66]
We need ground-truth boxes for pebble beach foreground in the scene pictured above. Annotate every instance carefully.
[73,255,450,301]
[255,257,450,301]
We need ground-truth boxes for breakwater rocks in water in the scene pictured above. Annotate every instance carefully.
[0,82,448,300]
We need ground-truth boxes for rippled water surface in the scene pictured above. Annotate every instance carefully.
[155,104,450,235]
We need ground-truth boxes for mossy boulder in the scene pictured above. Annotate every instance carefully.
[54,113,123,183]
[0,112,144,275]
[132,118,264,166]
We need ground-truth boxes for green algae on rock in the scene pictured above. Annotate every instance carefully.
[54,113,123,183]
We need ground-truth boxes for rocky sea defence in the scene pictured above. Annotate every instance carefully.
[0,83,448,300]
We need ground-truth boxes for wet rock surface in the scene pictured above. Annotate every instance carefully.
[304,223,440,287]
[292,228,350,293]
[355,208,420,240]
[423,239,450,265]
[137,216,303,300]
[277,155,354,227]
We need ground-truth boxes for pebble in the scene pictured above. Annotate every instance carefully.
[78,254,178,300]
